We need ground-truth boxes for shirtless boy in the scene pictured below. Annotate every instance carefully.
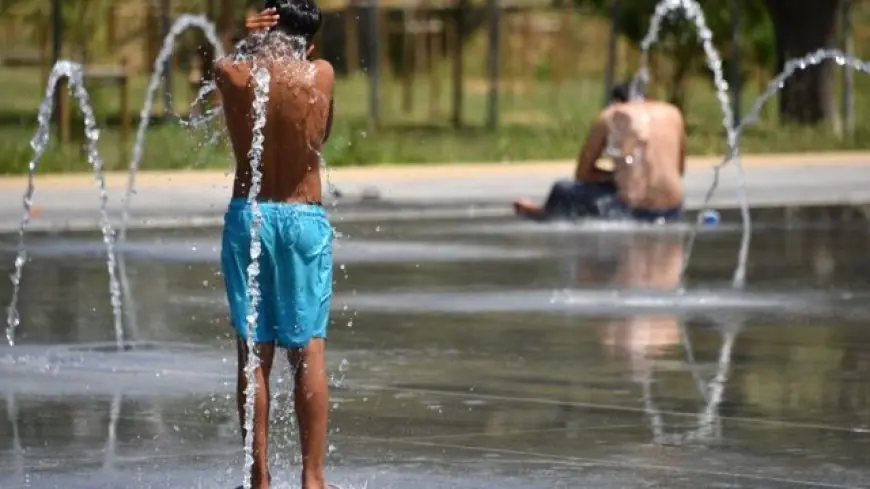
[216,2,335,488]
[514,83,687,222]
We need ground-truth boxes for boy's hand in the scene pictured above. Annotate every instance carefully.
[246,8,279,33]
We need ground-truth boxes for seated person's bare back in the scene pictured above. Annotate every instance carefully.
[603,100,685,211]
[216,54,334,202]
[513,82,686,223]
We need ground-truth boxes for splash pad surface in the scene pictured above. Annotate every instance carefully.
[6,1,870,486]
[3,216,870,488]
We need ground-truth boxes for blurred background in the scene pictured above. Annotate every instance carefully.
[0,0,867,173]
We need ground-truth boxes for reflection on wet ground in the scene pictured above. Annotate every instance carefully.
[2,214,870,488]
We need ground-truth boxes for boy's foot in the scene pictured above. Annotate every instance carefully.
[234,474,272,489]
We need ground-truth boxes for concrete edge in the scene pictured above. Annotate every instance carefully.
[6,198,870,234]
[1,151,869,190]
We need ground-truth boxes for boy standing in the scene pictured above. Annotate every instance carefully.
[216,2,335,488]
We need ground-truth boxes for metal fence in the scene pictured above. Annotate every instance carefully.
[1,0,869,131]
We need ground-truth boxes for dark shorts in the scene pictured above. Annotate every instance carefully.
[543,179,682,222]
[221,198,333,348]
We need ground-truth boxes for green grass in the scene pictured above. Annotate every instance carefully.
[3,3,870,174]
[1,66,870,175]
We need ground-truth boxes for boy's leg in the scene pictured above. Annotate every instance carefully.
[237,339,276,489]
[289,340,329,489]
[223,201,282,488]
[273,205,333,489]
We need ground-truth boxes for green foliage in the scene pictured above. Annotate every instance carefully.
[581,0,775,103]
[582,0,772,51]
[2,0,119,62]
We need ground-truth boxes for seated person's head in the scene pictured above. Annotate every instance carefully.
[264,0,323,46]
[609,81,632,105]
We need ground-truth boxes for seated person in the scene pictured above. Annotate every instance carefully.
[513,82,686,223]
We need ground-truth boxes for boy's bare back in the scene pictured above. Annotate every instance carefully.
[216,57,334,203]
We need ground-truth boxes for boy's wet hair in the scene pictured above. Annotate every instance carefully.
[264,0,323,43]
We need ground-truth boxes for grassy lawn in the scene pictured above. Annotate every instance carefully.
[1,33,870,174]
[3,1,870,174]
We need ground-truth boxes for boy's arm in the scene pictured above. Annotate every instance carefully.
[313,59,335,144]
[574,114,609,182]
[212,61,234,130]
[324,97,335,143]
[246,8,279,33]
[213,59,229,105]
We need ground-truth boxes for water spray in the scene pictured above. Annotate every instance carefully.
[119,14,225,243]
[6,62,124,350]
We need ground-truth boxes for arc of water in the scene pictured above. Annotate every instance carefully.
[191,80,217,109]
[118,14,225,243]
[639,0,736,147]
[182,81,224,138]
[635,0,751,288]
[181,81,223,131]
[641,318,741,445]
[103,392,123,471]
[240,61,271,489]
[639,364,667,444]
[683,49,870,287]
[5,61,125,350]
[6,394,24,477]
[694,324,739,439]
[678,320,711,402]
[117,255,140,344]
[735,49,868,142]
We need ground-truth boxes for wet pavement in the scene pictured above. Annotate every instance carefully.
[2,211,870,488]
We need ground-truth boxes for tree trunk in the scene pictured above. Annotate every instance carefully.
[667,56,690,112]
[763,0,840,125]
[218,0,235,51]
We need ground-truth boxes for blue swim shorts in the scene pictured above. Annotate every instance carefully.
[221,198,333,348]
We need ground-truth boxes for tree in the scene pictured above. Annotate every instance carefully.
[2,0,117,63]
[584,0,702,108]
[583,0,773,111]
[762,0,841,125]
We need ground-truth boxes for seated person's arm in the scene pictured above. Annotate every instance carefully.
[678,129,687,177]
[574,115,609,182]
